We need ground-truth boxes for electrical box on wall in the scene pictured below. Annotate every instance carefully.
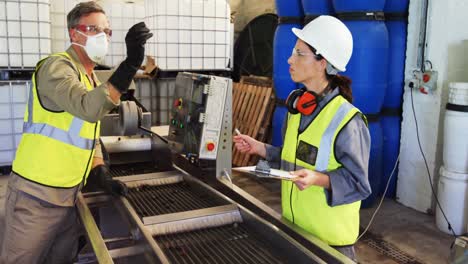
[418,70,438,94]
[406,69,438,94]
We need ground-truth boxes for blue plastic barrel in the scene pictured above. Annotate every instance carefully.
[272,106,288,147]
[333,1,388,114]
[335,18,389,114]
[384,0,409,12]
[380,115,401,198]
[383,20,407,109]
[273,23,300,100]
[361,118,383,208]
[302,0,333,16]
[333,0,385,12]
[383,0,408,109]
[275,0,304,18]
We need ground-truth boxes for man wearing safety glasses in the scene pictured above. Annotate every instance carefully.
[0,1,152,263]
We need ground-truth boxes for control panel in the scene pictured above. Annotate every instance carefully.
[168,72,232,167]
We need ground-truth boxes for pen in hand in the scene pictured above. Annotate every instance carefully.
[234,128,248,146]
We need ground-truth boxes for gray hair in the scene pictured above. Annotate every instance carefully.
[67,1,105,30]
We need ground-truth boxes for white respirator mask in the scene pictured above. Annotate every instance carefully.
[72,31,108,64]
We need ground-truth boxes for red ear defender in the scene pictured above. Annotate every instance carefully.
[286,88,321,115]
[296,91,319,115]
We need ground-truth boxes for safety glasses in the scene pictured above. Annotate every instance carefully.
[73,24,112,37]
[291,48,322,59]
[291,48,315,57]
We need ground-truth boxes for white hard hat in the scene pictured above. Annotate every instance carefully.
[292,15,353,72]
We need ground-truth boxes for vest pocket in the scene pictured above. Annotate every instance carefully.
[296,140,318,166]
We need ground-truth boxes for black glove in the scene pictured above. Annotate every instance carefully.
[124,22,153,68]
[87,165,128,196]
[108,22,153,94]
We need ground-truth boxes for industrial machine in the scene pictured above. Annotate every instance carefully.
[76,72,354,263]
[167,72,232,178]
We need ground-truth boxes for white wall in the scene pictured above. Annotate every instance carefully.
[397,0,468,213]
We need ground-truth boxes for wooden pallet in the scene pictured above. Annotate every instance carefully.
[232,76,275,167]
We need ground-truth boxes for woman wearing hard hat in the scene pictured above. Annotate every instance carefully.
[234,15,371,260]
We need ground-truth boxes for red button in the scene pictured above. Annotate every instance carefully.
[206,142,215,151]
[173,98,182,107]
[423,74,431,83]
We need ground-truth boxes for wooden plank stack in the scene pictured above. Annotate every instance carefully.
[232,76,275,167]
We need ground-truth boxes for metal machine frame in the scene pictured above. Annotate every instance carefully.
[77,169,353,263]
[77,72,356,264]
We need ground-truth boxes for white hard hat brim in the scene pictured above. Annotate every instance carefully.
[291,27,307,47]
[290,27,347,72]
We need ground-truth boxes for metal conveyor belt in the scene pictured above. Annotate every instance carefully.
[109,162,161,177]
[154,223,288,264]
[127,182,230,217]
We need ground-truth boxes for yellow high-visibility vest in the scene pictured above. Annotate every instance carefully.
[281,95,364,246]
[13,52,100,188]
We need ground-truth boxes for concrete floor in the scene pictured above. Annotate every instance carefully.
[231,172,454,264]
[0,172,455,263]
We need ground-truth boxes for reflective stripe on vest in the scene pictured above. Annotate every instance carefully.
[314,102,354,171]
[281,95,362,246]
[22,83,94,150]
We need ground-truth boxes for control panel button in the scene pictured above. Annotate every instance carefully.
[173,98,183,109]
[206,142,215,151]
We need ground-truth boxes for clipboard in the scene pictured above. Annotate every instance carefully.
[232,166,297,181]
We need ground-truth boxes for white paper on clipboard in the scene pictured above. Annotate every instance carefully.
[232,166,297,181]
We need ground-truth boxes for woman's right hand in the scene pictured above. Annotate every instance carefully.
[233,134,266,158]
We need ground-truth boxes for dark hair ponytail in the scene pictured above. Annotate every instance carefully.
[327,74,353,103]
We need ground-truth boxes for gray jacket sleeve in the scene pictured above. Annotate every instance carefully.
[324,114,372,206]
[265,144,281,169]
[264,111,289,169]
[36,56,118,123]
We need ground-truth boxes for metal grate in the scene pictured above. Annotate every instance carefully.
[127,182,229,217]
[361,233,425,264]
[109,162,160,177]
[154,223,287,264]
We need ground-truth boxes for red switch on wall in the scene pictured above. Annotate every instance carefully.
[423,73,431,83]
[417,70,438,94]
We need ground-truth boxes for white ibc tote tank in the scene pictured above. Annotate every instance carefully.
[443,82,468,173]
[50,0,80,53]
[0,80,30,166]
[0,0,51,68]
[97,0,145,67]
[144,0,232,71]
